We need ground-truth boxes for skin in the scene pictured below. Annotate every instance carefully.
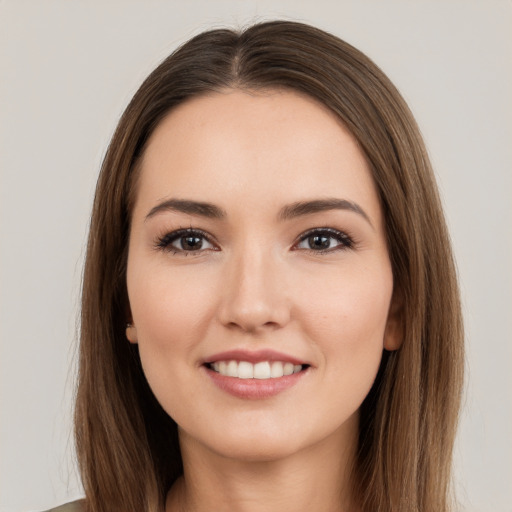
[125,89,401,512]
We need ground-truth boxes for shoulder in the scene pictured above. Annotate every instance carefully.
[42,499,85,512]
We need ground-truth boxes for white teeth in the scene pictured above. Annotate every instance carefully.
[226,360,238,377]
[283,362,294,376]
[253,361,271,379]
[210,360,305,379]
[270,361,284,378]
[238,361,254,379]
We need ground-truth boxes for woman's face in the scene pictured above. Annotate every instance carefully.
[126,89,400,461]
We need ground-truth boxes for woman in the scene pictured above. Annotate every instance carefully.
[52,20,463,512]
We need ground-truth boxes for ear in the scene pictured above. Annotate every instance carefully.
[126,322,139,344]
[383,289,403,351]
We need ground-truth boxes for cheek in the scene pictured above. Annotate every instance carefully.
[129,262,216,347]
[294,269,391,427]
[296,263,393,371]
[126,261,226,407]
[127,266,216,417]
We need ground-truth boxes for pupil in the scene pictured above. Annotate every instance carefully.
[183,236,202,250]
[310,235,329,250]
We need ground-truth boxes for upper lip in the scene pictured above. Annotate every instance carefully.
[203,349,309,366]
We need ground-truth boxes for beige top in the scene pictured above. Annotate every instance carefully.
[43,500,84,512]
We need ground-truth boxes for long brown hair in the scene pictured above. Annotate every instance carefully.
[76,20,464,512]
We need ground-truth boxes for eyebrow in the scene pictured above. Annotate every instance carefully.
[145,197,373,228]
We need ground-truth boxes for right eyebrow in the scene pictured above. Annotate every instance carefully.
[146,199,226,221]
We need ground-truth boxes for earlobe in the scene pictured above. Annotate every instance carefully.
[383,291,403,351]
[126,323,138,344]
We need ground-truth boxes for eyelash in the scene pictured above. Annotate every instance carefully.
[154,227,355,256]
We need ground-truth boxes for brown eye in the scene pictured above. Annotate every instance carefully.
[306,234,331,250]
[295,228,353,253]
[179,235,204,251]
[156,229,216,255]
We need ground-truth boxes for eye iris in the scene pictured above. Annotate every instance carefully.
[309,234,330,250]
[182,235,203,250]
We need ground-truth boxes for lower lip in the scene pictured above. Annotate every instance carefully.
[203,366,308,399]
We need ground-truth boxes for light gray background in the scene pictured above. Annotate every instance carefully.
[1,1,511,511]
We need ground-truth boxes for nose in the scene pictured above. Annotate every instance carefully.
[217,245,291,333]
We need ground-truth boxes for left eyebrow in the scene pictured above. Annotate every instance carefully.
[277,198,373,228]
[145,197,373,229]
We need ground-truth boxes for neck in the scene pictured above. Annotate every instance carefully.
[166,417,360,512]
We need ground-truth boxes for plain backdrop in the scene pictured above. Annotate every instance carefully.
[1,1,511,511]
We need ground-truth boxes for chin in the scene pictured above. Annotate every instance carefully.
[205,434,308,463]
[178,409,359,464]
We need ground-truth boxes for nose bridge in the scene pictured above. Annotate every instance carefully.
[218,237,289,332]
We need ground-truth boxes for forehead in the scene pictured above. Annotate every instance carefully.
[135,89,381,224]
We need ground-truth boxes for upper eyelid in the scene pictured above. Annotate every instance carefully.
[298,227,349,239]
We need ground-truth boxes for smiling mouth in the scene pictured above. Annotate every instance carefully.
[205,360,309,379]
